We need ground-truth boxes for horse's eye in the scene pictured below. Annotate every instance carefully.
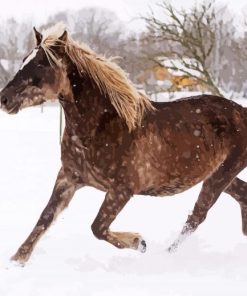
[33,76,41,85]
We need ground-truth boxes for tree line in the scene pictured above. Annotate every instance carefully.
[0,1,247,97]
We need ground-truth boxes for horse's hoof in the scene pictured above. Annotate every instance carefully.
[167,244,178,253]
[10,252,30,265]
[137,239,147,253]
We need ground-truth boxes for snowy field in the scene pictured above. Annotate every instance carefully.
[1,97,247,295]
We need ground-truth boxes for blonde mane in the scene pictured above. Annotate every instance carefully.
[40,23,155,131]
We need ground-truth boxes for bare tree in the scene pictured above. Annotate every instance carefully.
[144,0,226,96]
[0,18,31,86]
[237,25,247,96]
[48,7,124,57]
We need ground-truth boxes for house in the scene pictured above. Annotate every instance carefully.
[136,58,206,93]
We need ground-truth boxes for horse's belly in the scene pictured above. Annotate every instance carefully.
[138,176,202,196]
[135,149,226,197]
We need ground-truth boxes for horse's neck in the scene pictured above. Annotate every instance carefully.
[60,69,115,139]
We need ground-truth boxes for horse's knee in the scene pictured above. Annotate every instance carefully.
[91,223,106,240]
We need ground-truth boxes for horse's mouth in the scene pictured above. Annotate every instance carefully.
[6,103,21,114]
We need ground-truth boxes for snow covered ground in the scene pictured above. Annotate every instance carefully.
[1,97,247,295]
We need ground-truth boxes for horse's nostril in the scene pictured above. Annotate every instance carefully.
[1,95,8,106]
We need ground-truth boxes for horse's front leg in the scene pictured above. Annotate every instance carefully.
[91,190,146,252]
[11,167,79,263]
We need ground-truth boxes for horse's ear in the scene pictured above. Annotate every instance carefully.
[58,30,68,43]
[33,27,43,46]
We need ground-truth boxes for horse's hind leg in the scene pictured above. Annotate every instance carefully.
[168,149,246,252]
[225,177,247,235]
[91,189,146,252]
[11,167,79,263]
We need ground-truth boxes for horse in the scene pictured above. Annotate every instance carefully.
[1,23,247,264]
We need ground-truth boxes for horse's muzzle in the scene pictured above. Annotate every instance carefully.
[0,95,8,108]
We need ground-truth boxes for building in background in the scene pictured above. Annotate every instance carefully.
[136,58,207,96]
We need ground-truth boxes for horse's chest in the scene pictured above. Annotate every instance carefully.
[61,138,110,190]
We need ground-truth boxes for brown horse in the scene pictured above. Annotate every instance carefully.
[1,23,247,264]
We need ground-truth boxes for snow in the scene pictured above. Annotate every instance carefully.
[162,58,202,77]
[1,98,247,295]
[0,59,9,71]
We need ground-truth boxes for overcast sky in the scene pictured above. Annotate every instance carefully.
[0,0,246,30]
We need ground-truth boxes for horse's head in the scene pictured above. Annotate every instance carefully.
[0,27,67,114]
[0,23,154,131]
